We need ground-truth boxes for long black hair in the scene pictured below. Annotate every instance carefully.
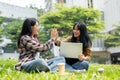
[71,22,92,51]
[17,18,38,48]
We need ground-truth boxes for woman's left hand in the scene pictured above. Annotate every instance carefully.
[78,54,86,61]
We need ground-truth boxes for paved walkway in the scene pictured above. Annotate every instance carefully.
[0,53,19,59]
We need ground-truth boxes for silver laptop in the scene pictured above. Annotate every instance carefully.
[59,42,83,58]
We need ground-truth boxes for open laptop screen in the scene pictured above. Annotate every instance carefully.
[60,42,83,58]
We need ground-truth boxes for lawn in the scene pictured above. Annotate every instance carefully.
[0,59,120,80]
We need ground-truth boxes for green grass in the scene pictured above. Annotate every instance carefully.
[0,59,120,80]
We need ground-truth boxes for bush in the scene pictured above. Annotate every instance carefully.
[91,56,109,64]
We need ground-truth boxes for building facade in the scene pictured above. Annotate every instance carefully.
[103,0,120,32]
[0,2,37,19]
[65,0,88,8]
[45,0,89,12]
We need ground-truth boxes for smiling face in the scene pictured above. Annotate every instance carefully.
[31,21,39,36]
[73,25,80,38]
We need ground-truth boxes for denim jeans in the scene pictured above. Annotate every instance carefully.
[21,58,50,73]
[47,56,65,72]
[65,60,89,71]
[21,57,89,73]
[21,56,65,73]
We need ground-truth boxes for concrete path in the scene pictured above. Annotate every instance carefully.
[0,53,19,59]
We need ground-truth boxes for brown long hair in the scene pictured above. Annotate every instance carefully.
[71,22,92,51]
[17,18,38,48]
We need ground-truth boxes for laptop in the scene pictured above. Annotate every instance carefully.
[59,42,83,58]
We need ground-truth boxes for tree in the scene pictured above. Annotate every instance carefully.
[0,16,6,42]
[105,23,120,47]
[3,18,23,49]
[1,7,45,50]
[2,18,47,50]
[40,5,104,40]
[28,5,45,17]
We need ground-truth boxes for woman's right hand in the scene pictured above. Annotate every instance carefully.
[78,54,85,61]
[51,28,58,40]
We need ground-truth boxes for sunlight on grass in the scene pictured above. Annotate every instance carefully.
[0,59,120,80]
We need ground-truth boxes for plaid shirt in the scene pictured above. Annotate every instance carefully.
[15,35,54,70]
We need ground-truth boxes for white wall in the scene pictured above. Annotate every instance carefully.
[107,46,120,53]
[45,0,88,12]
[104,0,120,32]
[0,2,37,19]
[93,0,106,11]
[66,0,88,8]
[45,0,58,12]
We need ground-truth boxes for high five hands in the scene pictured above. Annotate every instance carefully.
[51,28,58,40]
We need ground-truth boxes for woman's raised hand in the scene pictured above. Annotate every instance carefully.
[51,28,58,40]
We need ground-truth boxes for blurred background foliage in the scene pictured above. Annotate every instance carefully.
[40,5,104,40]
[1,4,120,54]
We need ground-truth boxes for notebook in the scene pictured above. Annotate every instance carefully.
[59,42,83,58]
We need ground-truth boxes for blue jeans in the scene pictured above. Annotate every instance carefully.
[47,56,65,72]
[21,56,65,73]
[21,57,89,73]
[21,58,50,73]
[65,60,89,71]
